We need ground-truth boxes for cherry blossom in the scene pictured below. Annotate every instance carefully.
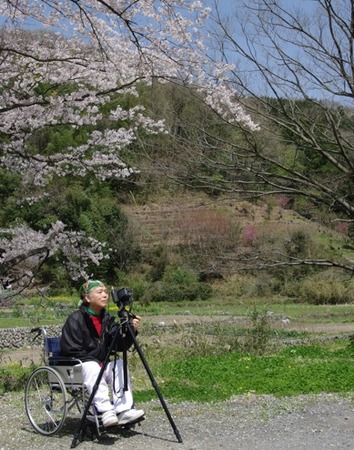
[0,0,256,290]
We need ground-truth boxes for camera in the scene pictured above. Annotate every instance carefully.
[111,287,133,309]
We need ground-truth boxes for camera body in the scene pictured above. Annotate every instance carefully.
[111,287,133,309]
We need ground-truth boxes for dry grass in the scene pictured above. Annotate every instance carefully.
[122,192,348,275]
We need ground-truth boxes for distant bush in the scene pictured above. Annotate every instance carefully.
[284,229,312,258]
[245,307,273,355]
[212,273,256,299]
[112,270,150,303]
[146,243,169,282]
[299,270,354,304]
[144,266,212,302]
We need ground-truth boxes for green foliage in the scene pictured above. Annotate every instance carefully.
[284,229,311,258]
[0,364,34,395]
[144,266,212,303]
[4,297,354,401]
[0,170,25,225]
[212,273,260,299]
[0,175,142,287]
[2,79,354,299]
[3,341,354,400]
[134,343,354,403]
[0,170,20,199]
[146,244,169,282]
[112,270,150,303]
[0,293,78,327]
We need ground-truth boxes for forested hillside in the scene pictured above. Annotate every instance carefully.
[1,78,354,303]
[1,1,354,305]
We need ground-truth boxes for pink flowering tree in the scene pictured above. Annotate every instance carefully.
[0,0,256,292]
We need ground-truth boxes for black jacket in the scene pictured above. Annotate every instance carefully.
[60,305,135,363]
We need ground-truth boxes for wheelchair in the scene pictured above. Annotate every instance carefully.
[24,326,138,439]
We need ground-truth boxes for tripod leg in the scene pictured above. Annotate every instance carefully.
[126,322,183,443]
[70,386,97,448]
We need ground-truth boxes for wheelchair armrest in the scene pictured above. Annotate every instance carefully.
[48,358,84,385]
[48,356,83,366]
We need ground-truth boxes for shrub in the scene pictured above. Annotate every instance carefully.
[0,364,34,394]
[113,270,150,302]
[276,195,293,209]
[163,266,197,285]
[299,270,354,304]
[212,273,256,299]
[284,229,311,258]
[144,266,212,302]
[146,243,169,282]
[244,307,273,355]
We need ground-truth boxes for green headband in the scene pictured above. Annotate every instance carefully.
[79,280,105,300]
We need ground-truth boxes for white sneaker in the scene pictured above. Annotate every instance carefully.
[101,410,119,428]
[116,408,145,425]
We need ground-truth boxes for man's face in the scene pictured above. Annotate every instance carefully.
[86,285,109,313]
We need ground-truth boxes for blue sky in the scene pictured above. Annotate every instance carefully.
[204,0,348,102]
[209,0,319,14]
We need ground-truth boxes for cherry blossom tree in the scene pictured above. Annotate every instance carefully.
[0,0,256,292]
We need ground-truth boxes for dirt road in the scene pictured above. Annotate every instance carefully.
[1,392,354,449]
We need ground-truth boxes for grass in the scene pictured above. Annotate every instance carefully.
[2,295,354,402]
[0,364,34,395]
[2,300,354,328]
[134,299,354,321]
[0,294,78,328]
[133,341,354,403]
[0,317,65,328]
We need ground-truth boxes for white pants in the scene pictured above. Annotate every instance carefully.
[81,360,134,414]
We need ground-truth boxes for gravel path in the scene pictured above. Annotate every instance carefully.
[1,392,354,449]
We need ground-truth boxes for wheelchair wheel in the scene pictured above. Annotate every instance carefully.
[25,366,68,436]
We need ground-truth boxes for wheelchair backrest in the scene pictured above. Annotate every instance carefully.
[45,337,61,357]
[45,336,84,386]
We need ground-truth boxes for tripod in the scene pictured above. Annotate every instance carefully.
[70,300,183,448]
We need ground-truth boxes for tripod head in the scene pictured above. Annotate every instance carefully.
[111,287,136,321]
